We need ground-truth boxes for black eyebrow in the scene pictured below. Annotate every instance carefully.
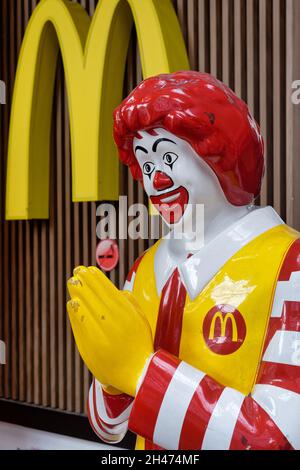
[135,145,148,154]
[152,138,176,152]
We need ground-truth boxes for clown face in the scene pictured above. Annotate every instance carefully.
[133,128,228,230]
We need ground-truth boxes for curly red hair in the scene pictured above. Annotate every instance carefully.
[113,71,264,206]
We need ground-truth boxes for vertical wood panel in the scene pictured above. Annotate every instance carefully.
[198,0,210,72]
[0,0,299,419]
[273,0,283,215]
[222,0,230,86]
[210,0,222,79]
[259,0,268,206]
[56,64,65,410]
[187,0,198,70]
[234,0,247,100]
[246,0,255,114]
[64,87,74,412]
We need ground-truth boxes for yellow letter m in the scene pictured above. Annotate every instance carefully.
[6,0,189,219]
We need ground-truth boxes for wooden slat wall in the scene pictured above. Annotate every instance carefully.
[0,0,300,416]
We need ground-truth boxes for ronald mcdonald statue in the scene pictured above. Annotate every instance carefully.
[67,71,300,450]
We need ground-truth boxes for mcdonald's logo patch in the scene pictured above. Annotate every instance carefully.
[203,304,246,355]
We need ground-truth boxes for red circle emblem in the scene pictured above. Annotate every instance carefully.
[96,239,119,272]
[203,304,246,355]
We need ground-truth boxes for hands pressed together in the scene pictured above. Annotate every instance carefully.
[67,266,153,397]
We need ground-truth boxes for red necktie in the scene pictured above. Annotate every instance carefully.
[145,266,187,450]
[154,267,187,355]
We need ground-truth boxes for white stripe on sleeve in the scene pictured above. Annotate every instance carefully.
[88,385,125,443]
[263,330,300,366]
[271,271,300,318]
[201,388,244,450]
[252,384,300,450]
[153,362,205,449]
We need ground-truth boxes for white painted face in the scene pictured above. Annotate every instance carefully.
[133,128,227,229]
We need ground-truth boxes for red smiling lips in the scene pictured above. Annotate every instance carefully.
[150,186,189,224]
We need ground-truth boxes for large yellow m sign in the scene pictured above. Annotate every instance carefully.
[6,0,189,220]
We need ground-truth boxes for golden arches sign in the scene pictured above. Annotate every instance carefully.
[6,0,189,220]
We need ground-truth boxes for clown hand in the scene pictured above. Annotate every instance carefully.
[67,266,153,397]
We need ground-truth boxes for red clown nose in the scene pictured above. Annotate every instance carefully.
[153,171,173,191]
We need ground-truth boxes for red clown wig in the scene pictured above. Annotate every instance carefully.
[113,71,264,206]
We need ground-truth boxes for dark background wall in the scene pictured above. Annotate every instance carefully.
[1,0,300,426]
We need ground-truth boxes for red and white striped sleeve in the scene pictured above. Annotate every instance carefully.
[87,378,133,444]
[128,239,300,450]
[87,253,145,443]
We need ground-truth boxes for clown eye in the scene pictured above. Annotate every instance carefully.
[163,152,178,169]
[143,162,155,177]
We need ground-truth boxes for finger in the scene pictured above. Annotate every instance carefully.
[72,266,109,309]
[68,283,118,344]
[67,301,108,384]
[81,266,122,309]
[67,299,110,350]
[67,276,82,299]
[87,266,136,315]
[67,298,112,342]
[70,268,96,301]
[73,265,88,276]
[73,266,134,323]
[67,298,81,315]
[73,265,105,296]
[75,265,120,312]
[87,266,119,296]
